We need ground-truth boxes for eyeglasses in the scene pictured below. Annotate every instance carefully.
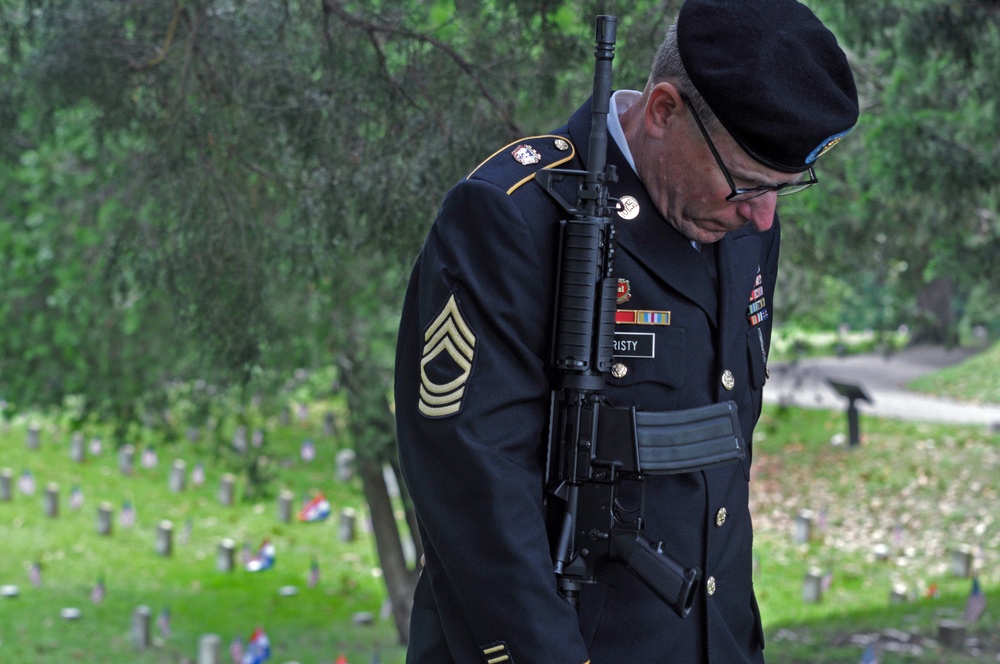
[681,94,818,202]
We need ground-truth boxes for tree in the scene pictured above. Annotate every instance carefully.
[777,0,1000,342]
[0,0,674,642]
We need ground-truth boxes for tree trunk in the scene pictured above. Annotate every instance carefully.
[356,453,418,645]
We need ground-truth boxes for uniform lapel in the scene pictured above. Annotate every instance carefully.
[716,228,762,343]
[567,100,718,325]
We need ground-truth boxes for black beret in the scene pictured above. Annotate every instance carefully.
[677,0,859,173]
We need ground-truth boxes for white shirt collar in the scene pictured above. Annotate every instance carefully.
[607,89,641,174]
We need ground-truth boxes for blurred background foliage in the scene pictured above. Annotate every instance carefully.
[1,0,999,644]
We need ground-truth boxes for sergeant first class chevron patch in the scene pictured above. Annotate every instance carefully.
[418,294,477,418]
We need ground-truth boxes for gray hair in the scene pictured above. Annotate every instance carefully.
[650,22,721,133]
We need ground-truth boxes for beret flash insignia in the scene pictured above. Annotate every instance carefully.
[418,294,477,418]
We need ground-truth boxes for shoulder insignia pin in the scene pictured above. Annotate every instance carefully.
[418,294,477,418]
[554,138,570,151]
[511,144,541,165]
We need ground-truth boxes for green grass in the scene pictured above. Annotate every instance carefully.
[3,348,1000,663]
[908,341,1000,404]
[0,414,407,664]
[753,406,999,662]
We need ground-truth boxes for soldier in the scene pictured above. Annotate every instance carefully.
[394,1,859,662]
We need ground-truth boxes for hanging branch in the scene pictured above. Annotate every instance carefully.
[321,0,521,135]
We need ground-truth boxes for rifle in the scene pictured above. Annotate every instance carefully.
[535,15,747,618]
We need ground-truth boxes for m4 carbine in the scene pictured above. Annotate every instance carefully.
[536,15,746,619]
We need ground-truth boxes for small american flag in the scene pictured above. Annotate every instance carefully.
[89,437,103,455]
[229,636,244,664]
[180,519,193,544]
[18,470,35,495]
[28,562,42,587]
[308,558,320,588]
[191,463,206,487]
[859,644,879,664]
[300,439,316,462]
[157,607,171,638]
[91,577,106,604]
[963,577,987,623]
[141,447,158,469]
[821,568,833,592]
[70,486,85,510]
[120,500,137,528]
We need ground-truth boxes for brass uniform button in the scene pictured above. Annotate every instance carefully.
[611,363,628,379]
[721,370,735,391]
[707,576,717,596]
[554,138,570,151]
[716,507,727,528]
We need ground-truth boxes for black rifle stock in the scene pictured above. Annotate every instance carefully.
[536,15,746,619]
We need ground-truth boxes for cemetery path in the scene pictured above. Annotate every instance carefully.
[764,345,1000,428]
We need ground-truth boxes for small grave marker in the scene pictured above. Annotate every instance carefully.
[218,474,235,506]
[950,546,972,578]
[97,502,114,536]
[802,567,824,603]
[156,520,174,557]
[937,619,966,648]
[335,449,356,482]
[26,423,40,450]
[198,633,222,664]
[119,444,135,476]
[0,468,12,502]
[793,510,813,544]
[277,490,294,523]
[169,460,187,493]
[339,507,356,543]
[133,605,152,649]
[44,482,59,518]
[217,539,235,572]
[70,432,86,463]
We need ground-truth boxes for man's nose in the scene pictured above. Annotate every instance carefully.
[738,192,777,232]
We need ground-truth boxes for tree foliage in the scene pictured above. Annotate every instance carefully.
[778,0,1000,342]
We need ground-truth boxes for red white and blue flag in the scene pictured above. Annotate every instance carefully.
[245,540,276,572]
[19,470,35,495]
[157,607,171,638]
[308,558,320,588]
[298,494,330,522]
[141,447,158,469]
[229,636,244,664]
[70,485,84,510]
[91,577,106,604]
[28,562,42,587]
[300,439,316,462]
[242,627,271,664]
[964,577,987,623]
[120,500,137,528]
[859,644,878,664]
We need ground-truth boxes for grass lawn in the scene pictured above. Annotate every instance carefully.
[1,351,998,662]
[0,412,408,664]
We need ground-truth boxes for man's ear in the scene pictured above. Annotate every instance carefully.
[646,82,684,139]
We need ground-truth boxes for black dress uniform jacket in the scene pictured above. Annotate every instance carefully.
[395,98,777,664]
